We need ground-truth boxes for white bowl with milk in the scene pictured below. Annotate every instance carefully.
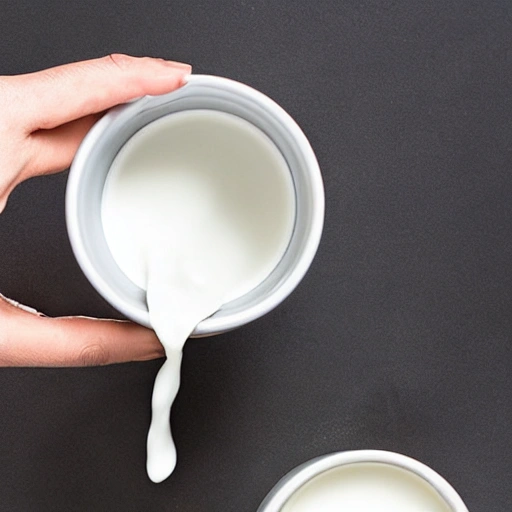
[257,450,469,512]
[67,74,324,337]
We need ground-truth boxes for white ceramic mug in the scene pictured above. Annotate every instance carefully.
[66,75,324,335]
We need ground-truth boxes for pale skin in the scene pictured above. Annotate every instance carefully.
[0,54,192,367]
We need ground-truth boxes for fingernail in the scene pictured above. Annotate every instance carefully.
[179,73,191,86]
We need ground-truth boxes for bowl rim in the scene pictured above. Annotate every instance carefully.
[257,449,469,512]
[66,74,324,335]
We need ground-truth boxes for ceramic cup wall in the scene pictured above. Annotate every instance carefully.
[66,75,324,336]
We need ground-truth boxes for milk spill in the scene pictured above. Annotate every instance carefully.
[102,110,295,482]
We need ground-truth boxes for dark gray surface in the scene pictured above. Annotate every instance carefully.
[0,1,511,511]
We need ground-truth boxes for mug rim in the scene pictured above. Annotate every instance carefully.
[257,449,469,512]
[66,74,324,335]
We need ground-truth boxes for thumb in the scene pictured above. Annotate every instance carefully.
[0,296,164,367]
[14,54,191,131]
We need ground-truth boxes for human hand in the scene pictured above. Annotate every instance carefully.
[0,54,191,366]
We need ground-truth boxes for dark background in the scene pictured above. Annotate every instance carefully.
[0,1,511,510]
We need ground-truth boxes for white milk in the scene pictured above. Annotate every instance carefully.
[102,110,295,483]
[281,463,452,512]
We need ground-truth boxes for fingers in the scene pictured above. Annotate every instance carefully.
[11,54,191,131]
[0,297,164,367]
[0,54,191,204]
[29,114,102,176]
[50,317,165,366]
